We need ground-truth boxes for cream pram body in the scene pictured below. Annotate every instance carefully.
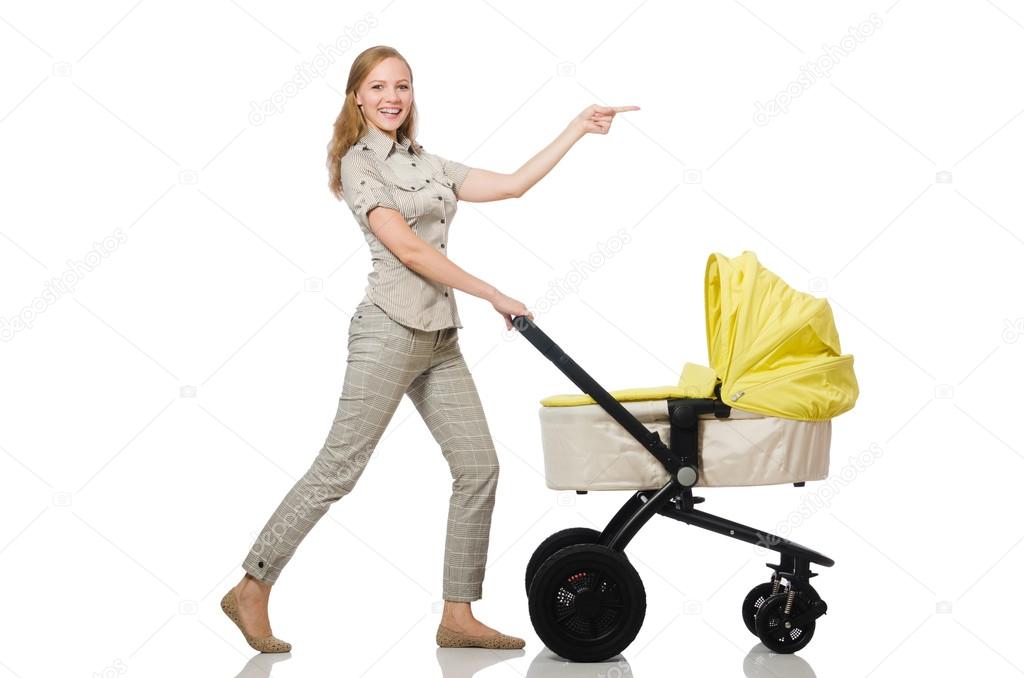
[539,392,831,490]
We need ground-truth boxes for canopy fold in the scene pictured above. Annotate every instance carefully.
[704,251,858,420]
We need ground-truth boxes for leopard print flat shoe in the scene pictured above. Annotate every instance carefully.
[436,623,525,649]
[220,588,292,653]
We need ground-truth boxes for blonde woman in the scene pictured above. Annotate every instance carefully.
[220,44,637,653]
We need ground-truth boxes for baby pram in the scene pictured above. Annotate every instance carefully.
[511,251,858,662]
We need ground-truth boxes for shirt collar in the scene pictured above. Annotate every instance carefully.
[358,124,415,161]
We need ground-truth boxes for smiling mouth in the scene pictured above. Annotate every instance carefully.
[379,108,402,118]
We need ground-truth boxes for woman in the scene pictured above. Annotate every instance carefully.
[220,45,638,653]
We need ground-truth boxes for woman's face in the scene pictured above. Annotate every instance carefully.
[355,57,412,139]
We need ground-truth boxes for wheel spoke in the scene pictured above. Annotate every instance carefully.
[601,593,625,610]
[764,613,804,645]
[777,628,799,645]
[554,606,577,624]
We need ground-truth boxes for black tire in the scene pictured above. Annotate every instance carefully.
[741,582,777,636]
[525,528,602,596]
[742,581,819,636]
[528,543,646,662]
[754,592,817,653]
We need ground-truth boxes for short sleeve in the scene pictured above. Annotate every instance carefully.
[440,156,472,197]
[340,150,400,220]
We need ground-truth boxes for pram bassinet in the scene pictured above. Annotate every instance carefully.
[539,395,832,489]
[536,250,857,490]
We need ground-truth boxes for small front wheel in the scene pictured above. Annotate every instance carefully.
[742,581,819,636]
[754,592,817,653]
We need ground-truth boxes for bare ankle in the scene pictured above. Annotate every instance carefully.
[238,573,272,598]
[441,601,472,623]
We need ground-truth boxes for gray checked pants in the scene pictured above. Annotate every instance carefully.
[242,299,500,602]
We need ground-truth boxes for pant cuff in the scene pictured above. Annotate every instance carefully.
[443,587,483,603]
[242,551,281,585]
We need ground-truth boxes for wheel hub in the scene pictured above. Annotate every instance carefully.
[574,589,601,617]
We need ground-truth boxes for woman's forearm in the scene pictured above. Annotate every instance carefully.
[404,244,498,302]
[510,121,585,197]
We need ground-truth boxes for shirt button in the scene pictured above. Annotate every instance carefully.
[444,291,449,297]
[436,196,442,201]
[440,243,445,248]
[411,162,416,166]
[360,180,365,184]
[440,218,445,223]
[425,179,430,182]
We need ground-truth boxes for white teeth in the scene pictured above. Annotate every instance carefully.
[381,109,400,114]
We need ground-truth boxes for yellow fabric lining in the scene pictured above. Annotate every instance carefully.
[540,362,717,407]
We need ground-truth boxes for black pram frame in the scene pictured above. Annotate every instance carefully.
[513,315,832,662]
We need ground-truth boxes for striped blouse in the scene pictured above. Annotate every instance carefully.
[340,124,472,331]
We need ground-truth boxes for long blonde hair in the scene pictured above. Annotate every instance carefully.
[326,45,422,200]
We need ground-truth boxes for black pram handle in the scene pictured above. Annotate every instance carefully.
[511,314,686,477]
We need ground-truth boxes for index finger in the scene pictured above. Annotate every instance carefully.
[599,105,640,113]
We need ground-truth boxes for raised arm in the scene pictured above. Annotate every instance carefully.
[366,205,532,330]
[457,104,640,203]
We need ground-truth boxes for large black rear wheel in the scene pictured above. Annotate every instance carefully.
[528,543,646,662]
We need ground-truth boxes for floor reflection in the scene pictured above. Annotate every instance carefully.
[743,643,817,678]
[525,648,631,677]
[231,651,291,678]
[436,646,526,678]
[435,646,630,678]
[225,639,814,677]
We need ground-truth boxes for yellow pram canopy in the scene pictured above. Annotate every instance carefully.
[705,250,857,420]
[540,251,858,421]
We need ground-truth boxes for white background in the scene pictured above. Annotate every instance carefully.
[2,0,1023,676]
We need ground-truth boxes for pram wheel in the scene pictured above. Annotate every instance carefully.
[742,581,819,636]
[754,591,816,653]
[525,527,602,595]
[528,543,645,662]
